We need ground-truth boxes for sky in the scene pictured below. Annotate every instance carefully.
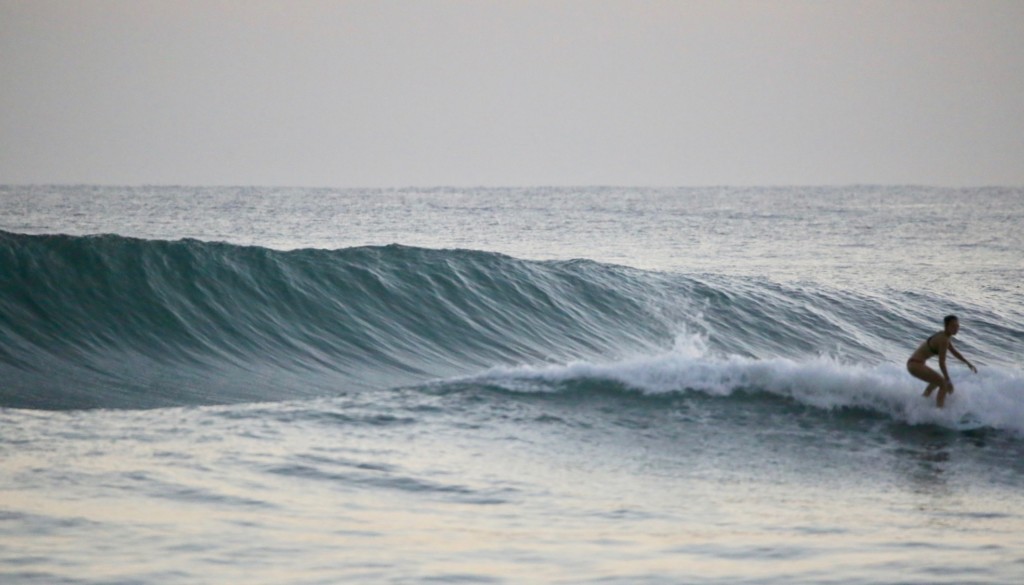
[1,0,1023,188]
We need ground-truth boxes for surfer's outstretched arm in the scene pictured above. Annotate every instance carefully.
[948,343,978,373]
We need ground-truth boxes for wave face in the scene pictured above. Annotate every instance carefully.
[2,231,1020,425]
[1,231,669,409]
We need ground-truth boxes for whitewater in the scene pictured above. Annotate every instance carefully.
[2,185,1023,584]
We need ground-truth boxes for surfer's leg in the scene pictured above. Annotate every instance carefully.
[936,381,953,408]
[908,361,944,404]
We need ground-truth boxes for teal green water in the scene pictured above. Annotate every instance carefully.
[1,186,1022,583]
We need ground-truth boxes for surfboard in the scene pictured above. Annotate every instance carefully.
[953,416,986,432]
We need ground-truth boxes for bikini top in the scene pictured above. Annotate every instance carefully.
[926,334,941,355]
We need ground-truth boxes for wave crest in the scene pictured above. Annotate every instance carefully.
[2,231,1016,411]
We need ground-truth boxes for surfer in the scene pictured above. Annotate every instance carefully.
[907,315,977,408]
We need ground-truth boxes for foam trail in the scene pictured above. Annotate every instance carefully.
[472,333,1024,435]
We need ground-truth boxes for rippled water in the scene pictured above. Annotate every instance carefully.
[1,185,1022,584]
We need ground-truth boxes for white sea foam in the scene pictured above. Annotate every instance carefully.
[478,333,1024,435]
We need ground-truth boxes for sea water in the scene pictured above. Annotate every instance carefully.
[1,185,1022,584]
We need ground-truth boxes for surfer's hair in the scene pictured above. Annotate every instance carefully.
[944,314,959,326]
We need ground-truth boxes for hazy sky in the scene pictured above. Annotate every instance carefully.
[2,0,1023,187]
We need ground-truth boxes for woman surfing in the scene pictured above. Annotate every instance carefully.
[907,314,978,408]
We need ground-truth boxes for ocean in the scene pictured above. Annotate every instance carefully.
[1,185,1022,584]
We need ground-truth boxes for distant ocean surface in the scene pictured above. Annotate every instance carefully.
[2,185,1022,584]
